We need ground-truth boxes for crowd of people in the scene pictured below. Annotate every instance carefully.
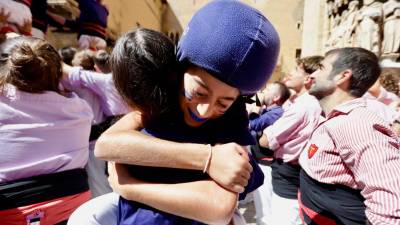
[0,0,399,225]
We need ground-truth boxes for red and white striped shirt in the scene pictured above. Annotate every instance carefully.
[299,98,400,225]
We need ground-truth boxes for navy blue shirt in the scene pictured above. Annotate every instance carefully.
[118,98,264,225]
[65,0,109,39]
[249,106,283,133]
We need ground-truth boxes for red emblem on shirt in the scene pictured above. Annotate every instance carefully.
[308,144,319,159]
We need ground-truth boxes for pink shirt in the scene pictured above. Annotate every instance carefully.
[62,68,131,154]
[263,92,322,163]
[365,98,400,125]
[363,86,400,105]
[62,67,130,117]
[300,98,400,224]
[0,85,93,182]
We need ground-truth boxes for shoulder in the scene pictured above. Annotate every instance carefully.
[326,107,390,140]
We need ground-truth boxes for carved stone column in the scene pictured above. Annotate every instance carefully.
[382,0,400,62]
[355,0,383,56]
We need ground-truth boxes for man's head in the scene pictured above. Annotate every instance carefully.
[260,82,291,107]
[177,0,280,126]
[94,50,111,73]
[309,47,381,100]
[284,56,323,93]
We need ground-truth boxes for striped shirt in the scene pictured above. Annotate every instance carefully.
[299,98,400,224]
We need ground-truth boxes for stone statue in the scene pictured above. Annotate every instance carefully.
[333,0,339,14]
[344,0,360,47]
[334,0,343,9]
[326,0,336,39]
[382,0,400,55]
[327,14,346,48]
[355,0,383,55]
[327,0,334,16]
[336,9,349,47]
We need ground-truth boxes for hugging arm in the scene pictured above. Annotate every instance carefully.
[95,111,253,193]
[108,162,237,225]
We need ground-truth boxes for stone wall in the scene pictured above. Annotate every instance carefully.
[324,0,399,63]
[167,0,304,81]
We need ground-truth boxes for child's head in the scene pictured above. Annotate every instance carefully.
[175,0,280,126]
[94,49,111,73]
[110,28,179,122]
[177,0,280,96]
[58,46,77,66]
[0,36,62,93]
[72,49,95,71]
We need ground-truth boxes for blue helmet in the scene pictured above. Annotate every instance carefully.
[177,0,280,95]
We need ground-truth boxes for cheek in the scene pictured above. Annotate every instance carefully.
[183,90,193,101]
[290,75,303,83]
[320,79,335,89]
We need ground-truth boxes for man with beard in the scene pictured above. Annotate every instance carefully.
[299,47,400,225]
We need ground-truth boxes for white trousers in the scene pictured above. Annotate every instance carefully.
[269,191,302,225]
[68,192,119,225]
[31,28,45,39]
[253,165,273,225]
[86,142,112,198]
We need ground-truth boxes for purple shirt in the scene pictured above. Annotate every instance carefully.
[249,106,284,133]
[263,92,322,163]
[0,85,93,182]
[62,67,130,117]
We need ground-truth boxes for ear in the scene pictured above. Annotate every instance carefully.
[336,69,352,86]
[304,74,312,85]
[272,94,281,104]
[303,74,315,90]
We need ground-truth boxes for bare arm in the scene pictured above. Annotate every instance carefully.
[108,163,237,225]
[62,63,73,80]
[96,111,210,170]
[259,134,270,148]
[95,111,252,193]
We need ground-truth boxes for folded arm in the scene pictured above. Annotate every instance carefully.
[109,162,237,225]
[95,111,253,193]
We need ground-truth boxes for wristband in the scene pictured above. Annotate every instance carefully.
[203,144,213,173]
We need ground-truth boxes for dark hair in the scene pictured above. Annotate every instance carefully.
[326,47,381,97]
[0,36,62,93]
[110,28,180,123]
[273,81,291,105]
[94,50,111,73]
[296,55,324,74]
[72,50,95,71]
[58,46,77,66]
